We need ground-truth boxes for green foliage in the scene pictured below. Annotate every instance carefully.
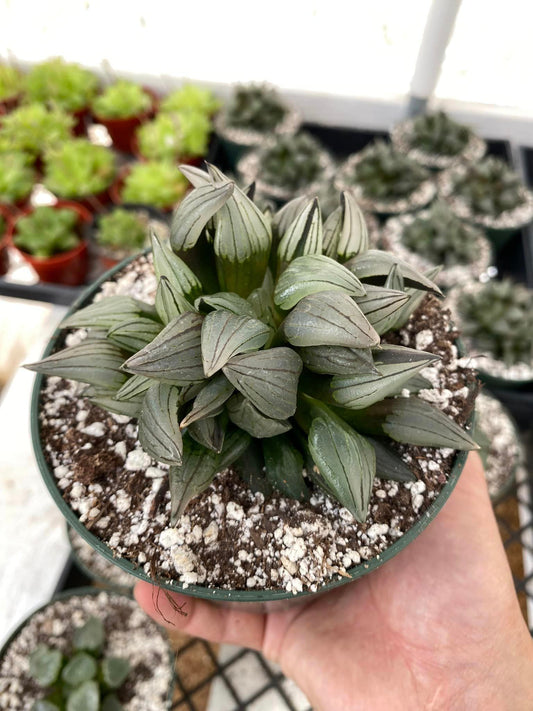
[121,161,188,209]
[160,84,220,116]
[137,111,211,160]
[451,157,525,217]
[0,103,73,157]
[28,616,128,711]
[27,166,477,525]
[25,58,98,112]
[224,83,287,132]
[43,139,116,199]
[96,209,148,252]
[0,64,23,101]
[92,80,152,119]
[0,151,35,204]
[409,111,471,156]
[457,279,533,366]
[400,201,480,266]
[14,206,80,258]
[258,133,326,191]
[349,141,429,201]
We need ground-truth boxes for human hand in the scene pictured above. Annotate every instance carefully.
[135,453,533,711]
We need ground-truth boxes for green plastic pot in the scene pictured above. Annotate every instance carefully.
[30,252,473,609]
[0,586,175,708]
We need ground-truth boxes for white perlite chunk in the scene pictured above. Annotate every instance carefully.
[415,329,434,350]
[125,449,152,471]
[81,421,106,437]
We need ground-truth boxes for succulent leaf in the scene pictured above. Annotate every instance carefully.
[323,191,369,260]
[262,435,309,500]
[87,390,142,418]
[73,617,105,652]
[152,232,203,300]
[155,276,195,325]
[66,680,99,711]
[277,198,322,271]
[352,285,409,335]
[29,645,63,686]
[232,442,273,497]
[272,195,308,238]
[384,263,404,291]
[107,317,162,353]
[346,250,442,296]
[169,437,221,523]
[115,374,152,401]
[62,652,97,686]
[171,182,234,252]
[391,266,442,330]
[247,268,279,328]
[181,373,234,427]
[299,345,378,376]
[195,292,256,317]
[60,296,154,330]
[101,657,130,690]
[227,393,292,437]
[138,382,182,465]
[188,416,225,452]
[217,428,252,470]
[368,437,417,483]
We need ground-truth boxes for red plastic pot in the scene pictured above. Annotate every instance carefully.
[0,92,21,115]
[72,106,90,136]
[7,200,91,285]
[0,204,12,276]
[92,87,158,153]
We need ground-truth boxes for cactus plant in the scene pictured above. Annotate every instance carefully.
[0,151,36,204]
[43,139,116,200]
[160,84,220,117]
[0,103,73,157]
[13,206,81,258]
[25,57,98,112]
[120,161,188,210]
[92,80,152,119]
[223,83,288,133]
[27,164,478,526]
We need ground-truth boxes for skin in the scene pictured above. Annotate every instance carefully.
[135,453,533,711]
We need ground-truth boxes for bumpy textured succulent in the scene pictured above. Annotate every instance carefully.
[456,279,533,366]
[24,57,98,112]
[451,157,525,217]
[346,141,430,201]
[0,103,73,157]
[14,206,80,258]
[28,165,477,525]
[0,151,36,204]
[400,201,480,267]
[224,84,287,133]
[121,161,188,210]
[29,616,129,711]
[408,111,471,156]
[96,208,148,252]
[43,139,116,199]
[160,84,220,117]
[256,132,327,192]
[137,111,211,160]
[92,80,152,119]
[0,64,23,102]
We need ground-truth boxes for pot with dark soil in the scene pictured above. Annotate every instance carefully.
[0,588,173,709]
[68,525,135,592]
[27,164,478,606]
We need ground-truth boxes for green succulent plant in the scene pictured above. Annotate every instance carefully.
[121,161,188,209]
[400,201,480,267]
[14,206,81,258]
[257,132,326,192]
[160,84,220,117]
[137,111,211,160]
[456,279,533,367]
[0,151,35,204]
[27,164,477,525]
[25,58,98,112]
[97,208,149,252]
[92,80,152,119]
[450,157,525,217]
[43,139,116,199]
[224,84,287,133]
[348,141,430,201]
[0,64,23,102]
[0,103,73,157]
[28,616,129,711]
[409,111,472,156]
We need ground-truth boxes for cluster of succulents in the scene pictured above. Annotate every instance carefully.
[0,103,73,157]
[456,279,533,366]
[450,157,525,217]
[223,83,288,133]
[96,208,149,252]
[0,64,23,102]
[13,206,81,258]
[253,132,327,193]
[136,111,211,160]
[43,139,116,199]
[24,57,98,112]
[407,111,472,157]
[28,615,129,711]
[121,161,188,209]
[160,84,220,117]
[0,151,36,204]
[92,80,152,119]
[28,164,477,525]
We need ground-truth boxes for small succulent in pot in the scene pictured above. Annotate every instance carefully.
[160,83,220,117]
[391,111,486,170]
[117,161,188,211]
[24,57,98,113]
[0,64,24,110]
[95,206,168,269]
[335,140,436,215]
[92,80,153,120]
[0,103,73,159]
[0,150,36,205]
[136,111,212,162]
[238,132,335,202]
[380,200,493,290]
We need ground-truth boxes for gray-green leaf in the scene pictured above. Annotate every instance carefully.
[277,198,322,270]
[195,292,256,317]
[29,645,62,686]
[263,436,309,500]
[368,437,416,483]
[227,394,292,438]
[66,680,99,711]
[138,383,182,465]
[345,250,442,296]
[188,416,224,452]
[115,374,152,401]
[107,317,162,353]
[73,616,105,652]
[155,275,195,325]
[356,285,409,335]
[180,374,234,427]
[169,438,221,523]
[101,656,130,689]
[272,195,308,237]
[62,652,97,686]
[171,182,234,251]
[60,296,153,330]
[299,345,378,376]
[152,232,203,300]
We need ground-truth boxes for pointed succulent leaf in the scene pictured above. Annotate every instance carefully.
[181,373,234,427]
[331,345,439,409]
[195,291,256,317]
[123,312,204,384]
[356,285,409,335]
[223,348,302,419]
[232,441,272,497]
[247,268,278,328]
[277,198,322,269]
[274,254,366,310]
[282,291,379,349]
[74,617,104,652]
[337,191,369,259]
[322,205,342,259]
[107,317,162,353]
[115,374,152,401]
[152,232,203,300]
[179,163,211,187]
[367,437,416,483]
[299,345,378,376]
[101,656,131,690]
[201,310,271,377]
[188,416,224,452]
[308,413,376,522]
[26,341,127,390]
[169,438,221,523]
[227,394,292,438]
[272,195,308,237]
[262,435,309,500]
[155,276,195,325]
[60,296,154,330]
[217,428,252,470]
[88,391,142,418]
[345,250,443,296]
[178,381,205,405]
[29,645,63,686]
[391,266,442,329]
[66,680,99,711]
[384,263,404,291]
[62,652,97,685]
[171,182,234,252]
[138,383,182,465]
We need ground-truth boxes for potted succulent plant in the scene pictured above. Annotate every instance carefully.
[43,138,116,211]
[135,111,211,164]
[391,111,486,170]
[159,83,220,117]
[448,278,533,389]
[111,161,188,212]
[0,103,73,161]
[0,150,36,207]
[24,57,99,133]
[0,205,11,276]
[474,391,523,504]
[7,202,91,285]
[380,200,493,290]
[0,63,24,113]
[91,80,156,152]
[214,83,301,166]
[0,588,173,709]
[335,140,436,216]
[438,156,533,249]
[26,164,478,605]
[237,131,335,203]
[68,525,135,592]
